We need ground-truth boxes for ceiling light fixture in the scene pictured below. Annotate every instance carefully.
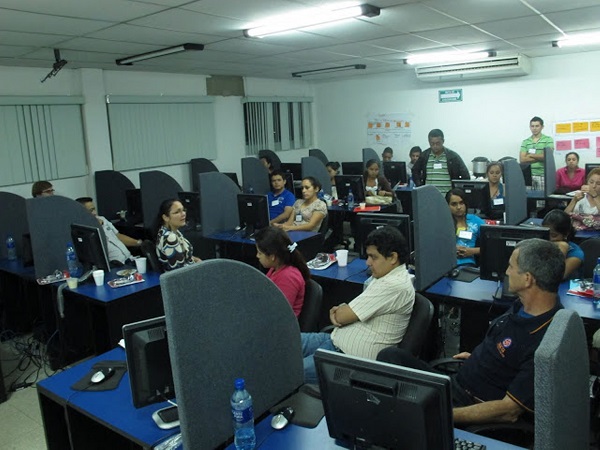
[405,51,495,66]
[292,64,366,78]
[553,33,600,48]
[116,43,204,65]
[244,4,380,38]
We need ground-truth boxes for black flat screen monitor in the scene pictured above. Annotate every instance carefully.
[123,316,175,409]
[586,164,600,179]
[222,172,241,189]
[70,223,111,272]
[178,191,201,232]
[543,147,556,196]
[357,213,412,259]
[126,188,143,225]
[237,194,269,238]
[383,161,407,186]
[315,349,454,450]
[480,225,549,281]
[519,164,533,187]
[280,163,302,181]
[342,161,364,176]
[335,175,366,203]
[451,180,488,212]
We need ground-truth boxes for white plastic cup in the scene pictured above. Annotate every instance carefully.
[359,202,366,209]
[336,249,349,267]
[135,257,147,274]
[92,270,105,286]
[66,277,78,289]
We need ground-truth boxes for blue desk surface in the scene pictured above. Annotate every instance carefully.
[427,276,600,321]
[309,258,369,284]
[206,230,318,245]
[37,347,177,448]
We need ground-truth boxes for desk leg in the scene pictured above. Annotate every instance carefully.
[38,390,72,450]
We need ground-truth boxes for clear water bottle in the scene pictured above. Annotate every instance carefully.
[247,185,254,194]
[347,188,355,210]
[408,175,415,189]
[6,235,16,260]
[594,258,600,304]
[231,378,255,450]
[66,242,80,277]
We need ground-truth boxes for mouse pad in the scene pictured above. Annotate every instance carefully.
[454,270,480,283]
[269,386,324,428]
[71,360,127,391]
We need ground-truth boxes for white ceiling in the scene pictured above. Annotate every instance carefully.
[1,0,600,80]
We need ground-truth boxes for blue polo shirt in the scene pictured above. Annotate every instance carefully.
[267,189,295,220]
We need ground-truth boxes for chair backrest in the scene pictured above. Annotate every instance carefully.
[298,278,323,332]
[579,238,600,278]
[396,293,434,358]
[534,309,588,450]
[140,240,162,273]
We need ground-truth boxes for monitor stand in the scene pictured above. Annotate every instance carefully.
[152,404,180,430]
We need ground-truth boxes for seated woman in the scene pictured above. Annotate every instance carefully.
[255,226,310,316]
[542,209,583,279]
[479,162,504,221]
[326,161,340,200]
[565,167,600,215]
[556,151,585,194]
[446,188,485,267]
[154,199,201,271]
[276,176,327,232]
[363,159,394,201]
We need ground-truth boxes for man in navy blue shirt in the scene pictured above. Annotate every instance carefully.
[378,238,565,425]
[268,169,295,225]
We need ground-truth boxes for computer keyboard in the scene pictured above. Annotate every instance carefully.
[455,437,486,450]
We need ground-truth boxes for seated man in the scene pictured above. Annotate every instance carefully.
[301,226,415,383]
[76,197,141,265]
[32,180,55,197]
[268,169,295,225]
[378,238,565,425]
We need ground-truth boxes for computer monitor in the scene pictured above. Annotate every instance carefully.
[341,161,364,176]
[125,188,143,225]
[178,191,201,232]
[315,349,454,450]
[479,225,549,281]
[237,194,269,238]
[543,147,556,196]
[586,164,600,179]
[335,175,366,203]
[280,162,302,181]
[519,163,533,187]
[122,316,175,409]
[222,172,241,189]
[383,161,407,186]
[357,213,412,258]
[451,180,488,212]
[70,223,111,272]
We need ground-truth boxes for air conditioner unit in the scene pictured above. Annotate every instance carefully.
[415,55,531,82]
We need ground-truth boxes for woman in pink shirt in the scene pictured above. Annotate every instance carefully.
[556,151,585,193]
[255,226,310,317]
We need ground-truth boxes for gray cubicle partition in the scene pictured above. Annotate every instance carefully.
[139,171,183,231]
[412,185,456,291]
[26,196,107,278]
[258,149,281,170]
[362,147,380,167]
[503,159,527,225]
[0,192,29,259]
[160,260,303,450]
[301,156,332,196]
[94,170,135,220]
[309,148,328,166]
[241,157,270,195]
[199,172,240,236]
[189,157,218,193]
[544,147,556,196]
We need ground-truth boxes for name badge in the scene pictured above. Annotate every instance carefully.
[493,198,504,206]
[528,148,536,154]
[295,214,303,222]
[433,163,443,169]
[271,200,279,207]
[458,230,473,240]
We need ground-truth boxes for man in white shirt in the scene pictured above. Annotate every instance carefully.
[301,226,415,383]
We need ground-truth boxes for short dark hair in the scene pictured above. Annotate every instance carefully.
[364,226,409,265]
[302,176,321,191]
[260,155,272,166]
[31,181,53,197]
[270,169,286,180]
[542,209,573,240]
[409,146,422,156]
[382,147,393,155]
[428,129,444,140]
[75,197,93,204]
[515,239,564,293]
[326,161,340,171]
[530,116,544,126]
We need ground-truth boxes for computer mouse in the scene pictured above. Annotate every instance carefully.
[450,268,461,278]
[270,406,294,430]
[90,367,115,384]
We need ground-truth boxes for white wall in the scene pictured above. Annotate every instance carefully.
[311,50,600,171]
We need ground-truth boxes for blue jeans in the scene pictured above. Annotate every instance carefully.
[301,332,338,384]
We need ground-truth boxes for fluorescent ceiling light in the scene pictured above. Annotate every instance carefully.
[244,4,380,38]
[292,64,366,78]
[405,51,495,66]
[553,33,600,48]
[116,43,204,65]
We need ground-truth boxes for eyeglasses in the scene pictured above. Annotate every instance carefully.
[42,188,55,194]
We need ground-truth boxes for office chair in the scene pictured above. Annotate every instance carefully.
[579,238,600,278]
[395,293,434,358]
[298,279,323,332]
[140,240,162,273]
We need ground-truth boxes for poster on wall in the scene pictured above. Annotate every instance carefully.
[366,113,413,152]
[554,119,600,157]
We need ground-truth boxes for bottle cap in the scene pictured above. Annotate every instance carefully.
[235,378,245,389]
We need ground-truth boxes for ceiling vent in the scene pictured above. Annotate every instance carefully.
[415,55,531,82]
